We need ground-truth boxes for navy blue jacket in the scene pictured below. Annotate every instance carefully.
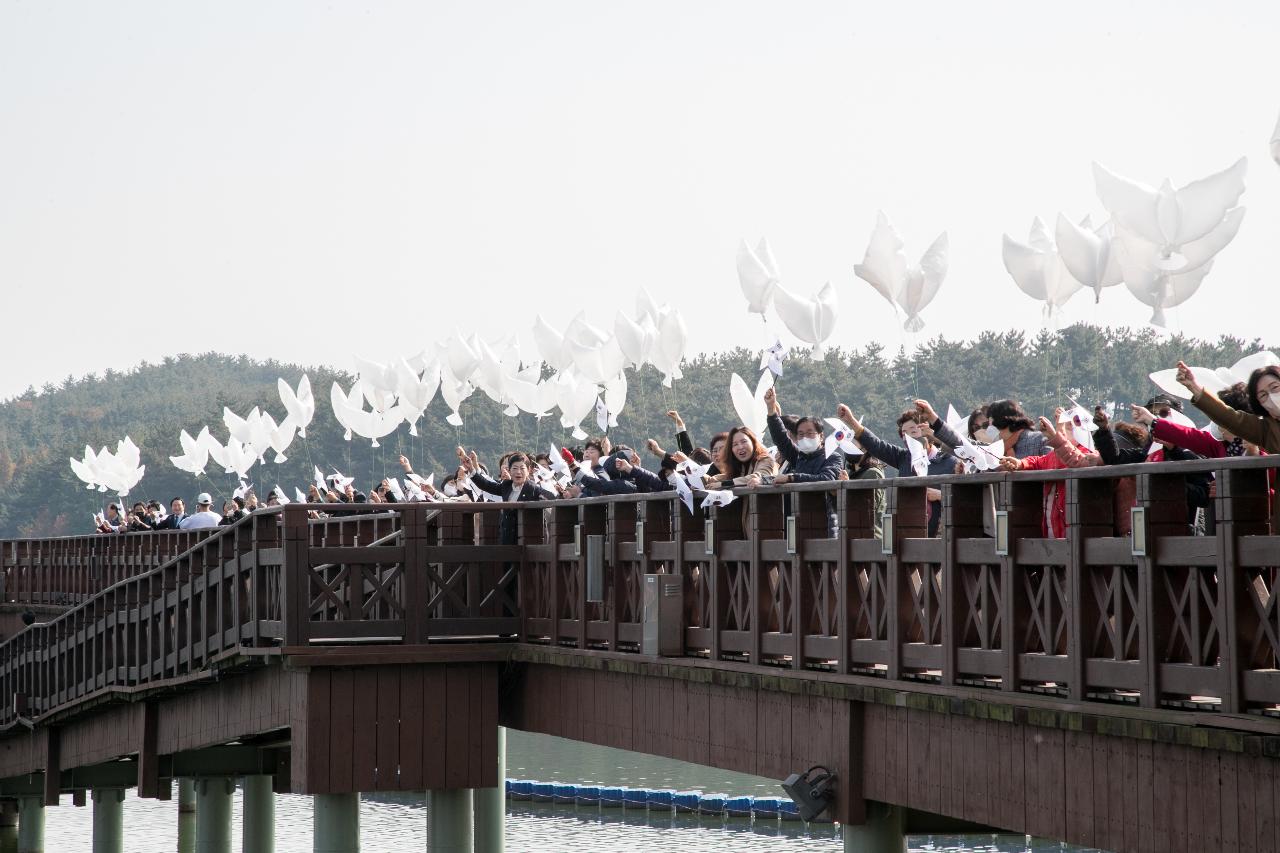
[766,415,843,482]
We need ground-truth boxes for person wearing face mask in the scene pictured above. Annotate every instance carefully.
[763,388,843,486]
[985,399,1049,459]
[999,414,1100,538]
[835,399,964,537]
[1177,361,1280,454]
[966,406,991,442]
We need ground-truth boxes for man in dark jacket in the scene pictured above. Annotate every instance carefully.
[153,497,186,530]
[763,389,844,484]
[834,399,964,536]
[462,450,544,545]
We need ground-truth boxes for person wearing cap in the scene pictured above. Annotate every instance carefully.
[179,493,222,529]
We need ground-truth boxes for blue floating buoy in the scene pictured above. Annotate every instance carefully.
[531,782,554,802]
[575,785,601,805]
[673,791,701,813]
[647,789,675,810]
[552,783,578,804]
[600,786,626,808]
[508,780,533,801]
[752,797,783,818]
[725,796,753,817]
[778,799,802,821]
[697,793,727,815]
[623,788,649,809]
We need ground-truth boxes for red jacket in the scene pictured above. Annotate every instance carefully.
[1017,442,1096,538]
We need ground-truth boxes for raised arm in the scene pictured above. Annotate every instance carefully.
[1178,361,1273,449]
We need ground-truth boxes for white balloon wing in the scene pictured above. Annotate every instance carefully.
[853,211,908,310]
[736,238,778,316]
[900,232,947,332]
[1054,215,1122,302]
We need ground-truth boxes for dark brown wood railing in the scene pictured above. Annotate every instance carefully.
[0,454,1277,729]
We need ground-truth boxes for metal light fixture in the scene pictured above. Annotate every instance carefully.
[635,518,646,556]
[880,513,894,555]
[1130,507,1147,556]
[573,523,582,558]
[994,510,1010,556]
[785,515,797,555]
[781,765,837,822]
[704,519,715,556]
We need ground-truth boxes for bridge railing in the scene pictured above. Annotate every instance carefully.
[0,454,1277,725]
[514,455,1280,718]
[0,529,216,607]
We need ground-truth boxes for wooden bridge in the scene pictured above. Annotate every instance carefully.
[0,455,1278,852]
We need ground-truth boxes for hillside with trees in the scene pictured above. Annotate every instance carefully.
[0,325,1268,538]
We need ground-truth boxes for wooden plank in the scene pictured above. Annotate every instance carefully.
[1121,735,1139,853]
[398,666,425,792]
[1136,739,1156,853]
[375,666,400,791]
[351,667,379,792]
[421,665,447,791]
[1221,748,1240,853]
[328,668,355,794]
[481,664,498,788]
[1063,729,1094,849]
[444,664,471,789]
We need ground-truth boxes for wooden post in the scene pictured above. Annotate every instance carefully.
[281,505,309,647]
[1135,471,1189,709]
[1066,477,1115,701]
[941,481,986,687]
[1216,465,1271,714]
[1000,478,1041,693]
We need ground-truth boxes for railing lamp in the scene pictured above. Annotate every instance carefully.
[704,518,715,556]
[880,513,894,555]
[994,511,1010,556]
[1130,507,1147,557]
[635,518,645,556]
[785,516,797,555]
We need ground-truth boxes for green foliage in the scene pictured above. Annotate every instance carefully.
[0,327,1269,537]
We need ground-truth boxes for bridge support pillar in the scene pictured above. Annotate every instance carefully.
[473,726,505,853]
[842,802,904,853]
[178,779,197,814]
[0,799,17,827]
[16,796,43,853]
[313,792,360,853]
[427,789,474,853]
[242,776,275,853]
[194,778,234,853]
[91,788,125,853]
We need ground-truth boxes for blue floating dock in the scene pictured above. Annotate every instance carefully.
[623,788,649,809]
[508,780,533,801]
[752,797,783,818]
[531,782,554,802]
[725,796,753,817]
[673,791,701,813]
[697,793,727,815]
[647,789,675,810]
[599,786,626,808]
[552,783,578,804]
[574,785,600,805]
[778,799,802,821]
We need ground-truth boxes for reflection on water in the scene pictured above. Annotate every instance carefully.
[33,730,1108,852]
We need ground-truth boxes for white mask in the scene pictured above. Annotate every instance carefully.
[981,425,1000,443]
[796,436,821,454]
[443,484,458,498]
[1263,397,1280,419]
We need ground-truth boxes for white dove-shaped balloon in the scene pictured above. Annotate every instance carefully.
[70,446,99,489]
[854,211,948,333]
[736,237,781,316]
[329,382,363,440]
[771,282,839,358]
[1001,217,1084,323]
[554,371,601,440]
[437,363,474,427]
[169,427,212,476]
[603,373,627,428]
[1272,112,1280,167]
[532,315,571,373]
[614,310,656,369]
[261,413,296,463]
[1092,158,1247,271]
[1054,214,1123,303]
[1115,248,1215,328]
[729,371,774,437]
[1149,350,1280,400]
[650,307,688,388]
[277,376,315,437]
[394,358,440,436]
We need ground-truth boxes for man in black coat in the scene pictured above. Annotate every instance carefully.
[462,450,544,545]
[153,498,186,530]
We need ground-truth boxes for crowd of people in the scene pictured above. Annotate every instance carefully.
[91,361,1280,540]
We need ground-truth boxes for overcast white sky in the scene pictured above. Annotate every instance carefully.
[1,1,1276,401]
